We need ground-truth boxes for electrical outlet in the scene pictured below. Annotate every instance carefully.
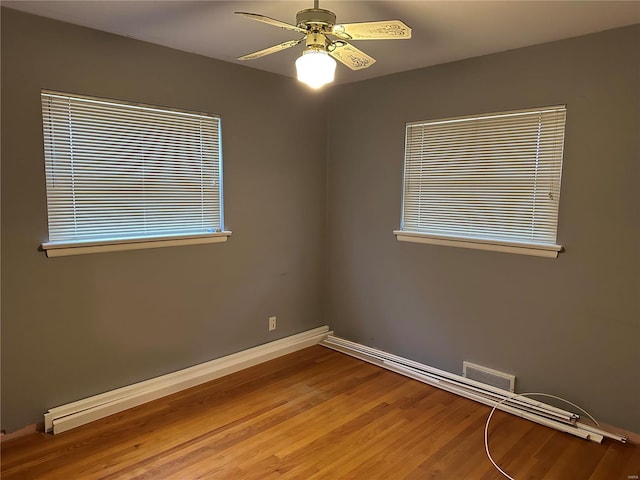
[268,316,277,331]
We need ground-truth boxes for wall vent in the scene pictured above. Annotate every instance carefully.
[463,361,515,392]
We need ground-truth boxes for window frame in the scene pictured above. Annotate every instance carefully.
[394,106,566,258]
[40,89,231,257]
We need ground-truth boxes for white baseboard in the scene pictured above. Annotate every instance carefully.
[45,326,330,434]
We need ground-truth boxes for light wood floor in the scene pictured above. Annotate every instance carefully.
[2,346,639,479]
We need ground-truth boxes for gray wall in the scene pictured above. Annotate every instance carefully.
[1,8,327,432]
[326,24,640,432]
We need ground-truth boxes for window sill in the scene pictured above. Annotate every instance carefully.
[393,231,562,258]
[41,232,232,257]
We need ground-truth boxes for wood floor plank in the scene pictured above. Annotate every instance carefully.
[590,441,640,480]
[2,345,638,479]
[477,416,554,480]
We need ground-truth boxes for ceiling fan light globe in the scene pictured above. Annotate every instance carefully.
[295,50,336,89]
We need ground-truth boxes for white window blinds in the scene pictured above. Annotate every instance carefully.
[41,90,224,250]
[398,106,566,256]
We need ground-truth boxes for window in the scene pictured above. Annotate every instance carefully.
[40,90,230,257]
[395,106,566,258]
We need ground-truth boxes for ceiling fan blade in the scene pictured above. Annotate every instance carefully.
[331,20,411,40]
[235,12,307,34]
[237,38,304,61]
[329,42,376,70]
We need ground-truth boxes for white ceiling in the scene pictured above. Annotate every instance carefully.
[3,1,639,85]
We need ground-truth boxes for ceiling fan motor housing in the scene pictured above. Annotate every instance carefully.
[296,8,336,30]
[297,8,336,51]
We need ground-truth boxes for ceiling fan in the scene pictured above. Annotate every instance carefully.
[235,1,412,89]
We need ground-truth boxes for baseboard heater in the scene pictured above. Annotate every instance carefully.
[45,326,330,434]
[320,335,626,444]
